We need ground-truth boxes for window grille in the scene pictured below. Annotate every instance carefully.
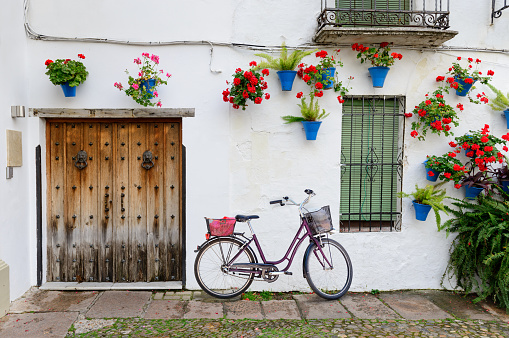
[340,96,404,232]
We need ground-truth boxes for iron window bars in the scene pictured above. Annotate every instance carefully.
[318,0,451,30]
[340,96,405,232]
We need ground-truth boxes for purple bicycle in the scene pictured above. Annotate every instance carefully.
[194,189,353,300]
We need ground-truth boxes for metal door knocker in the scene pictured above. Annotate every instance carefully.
[141,150,154,170]
[74,150,88,169]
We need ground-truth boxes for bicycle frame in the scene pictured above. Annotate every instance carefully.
[227,217,333,277]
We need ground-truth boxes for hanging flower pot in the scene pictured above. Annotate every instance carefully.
[140,78,157,95]
[321,67,335,90]
[504,109,509,129]
[464,185,484,200]
[454,77,475,97]
[412,200,432,221]
[60,82,77,97]
[368,67,390,88]
[277,71,298,91]
[423,160,439,182]
[302,121,322,140]
[501,180,509,193]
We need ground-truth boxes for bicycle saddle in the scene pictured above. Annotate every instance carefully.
[235,215,259,222]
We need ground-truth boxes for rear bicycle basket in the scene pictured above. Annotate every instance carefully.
[205,217,236,237]
[304,206,334,235]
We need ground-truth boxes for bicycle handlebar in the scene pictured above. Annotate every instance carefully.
[270,190,315,211]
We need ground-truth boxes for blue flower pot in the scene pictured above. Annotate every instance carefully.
[141,79,156,95]
[368,66,390,88]
[423,160,439,182]
[302,121,322,140]
[277,70,297,91]
[501,180,509,193]
[465,149,475,158]
[60,82,77,97]
[321,67,335,89]
[504,109,509,129]
[464,186,484,200]
[413,200,432,221]
[454,77,475,97]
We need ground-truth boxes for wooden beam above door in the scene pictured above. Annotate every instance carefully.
[30,108,195,118]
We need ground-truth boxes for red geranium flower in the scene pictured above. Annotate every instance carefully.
[487,70,494,76]
[45,59,53,66]
[296,92,303,99]
[410,130,418,138]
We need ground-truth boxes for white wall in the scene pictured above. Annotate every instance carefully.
[1,0,508,299]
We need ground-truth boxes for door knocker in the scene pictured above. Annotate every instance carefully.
[74,150,88,170]
[141,150,154,170]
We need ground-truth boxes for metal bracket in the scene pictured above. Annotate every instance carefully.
[74,150,88,170]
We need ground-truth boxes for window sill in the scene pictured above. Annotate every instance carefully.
[314,26,458,48]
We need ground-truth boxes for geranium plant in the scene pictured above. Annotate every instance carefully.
[453,125,508,168]
[45,54,88,87]
[443,57,494,103]
[223,61,270,110]
[352,42,402,67]
[114,53,171,107]
[406,88,462,141]
[424,154,465,185]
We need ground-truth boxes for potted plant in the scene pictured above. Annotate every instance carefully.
[114,53,171,107]
[406,88,461,141]
[44,54,88,97]
[281,91,329,140]
[453,125,508,162]
[352,42,402,88]
[424,154,465,184]
[397,183,449,228]
[486,83,509,128]
[492,162,509,193]
[444,57,494,99]
[255,43,315,91]
[461,171,492,200]
[223,62,270,110]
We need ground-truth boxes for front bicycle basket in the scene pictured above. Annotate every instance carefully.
[304,206,334,235]
[205,217,236,237]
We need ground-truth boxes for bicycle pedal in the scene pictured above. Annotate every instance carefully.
[284,271,293,275]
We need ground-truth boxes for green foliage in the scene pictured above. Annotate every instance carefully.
[397,183,449,229]
[255,43,316,71]
[45,56,88,87]
[281,94,329,123]
[370,289,380,295]
[441,190,509,312]
[487,83,509,111]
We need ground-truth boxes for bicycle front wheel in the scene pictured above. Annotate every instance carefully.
[304,238,353,300]
[194,237,256,299]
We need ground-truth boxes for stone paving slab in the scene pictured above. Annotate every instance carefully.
[9,290,99,314]
[184,300,223,319]
[86,291,151,318]
[379,292,452,320]
[0,312,79,337]
[262,300,301,319]
[144,300,185,319]
[224,300,263,319]
[340,293,401,319]
[415,290,497,321]
[293,294,351,319]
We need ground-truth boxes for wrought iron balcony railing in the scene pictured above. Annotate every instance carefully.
[318,0,451,30]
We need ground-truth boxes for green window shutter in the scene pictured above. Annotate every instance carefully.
[335,0,410,27]
[340,97,402,231]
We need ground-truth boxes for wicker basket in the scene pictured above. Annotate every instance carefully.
[205,217,236,236]
[304,206,333,235]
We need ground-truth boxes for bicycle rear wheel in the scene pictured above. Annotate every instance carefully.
[304,238,353,300]
[194,237,256,299]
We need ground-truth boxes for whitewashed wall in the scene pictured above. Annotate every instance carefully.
[2,0,509,300]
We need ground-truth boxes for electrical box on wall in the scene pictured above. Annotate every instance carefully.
[6,130,22,167]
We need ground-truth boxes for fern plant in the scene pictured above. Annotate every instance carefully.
[255,43,316,71]
[281,94,329,123]
[397,183,449,229]
[441,189,509,312]
[487,83,509,111]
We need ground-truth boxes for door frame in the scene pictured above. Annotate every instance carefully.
[44,118,185,284]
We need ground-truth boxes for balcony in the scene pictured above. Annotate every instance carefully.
[315,0,458,47]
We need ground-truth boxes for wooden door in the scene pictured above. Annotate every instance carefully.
[47,120,182,282]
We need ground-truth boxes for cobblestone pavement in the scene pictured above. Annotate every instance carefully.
[1,288,508,337]
[64,318,509,337]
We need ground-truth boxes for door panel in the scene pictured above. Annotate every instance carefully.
[47,121,182,282]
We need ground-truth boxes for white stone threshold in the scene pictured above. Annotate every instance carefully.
[40,281,182,291]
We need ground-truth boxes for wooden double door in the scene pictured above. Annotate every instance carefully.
[47,120,182,283]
